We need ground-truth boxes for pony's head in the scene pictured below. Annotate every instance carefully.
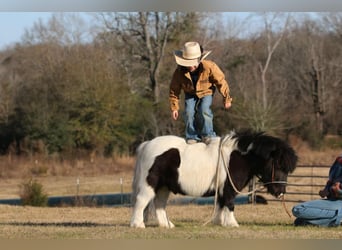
[234,131,298,198]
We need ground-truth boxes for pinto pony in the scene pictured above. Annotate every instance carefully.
[130,131,297,228]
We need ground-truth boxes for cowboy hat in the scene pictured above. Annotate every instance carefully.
[174,41,211,67]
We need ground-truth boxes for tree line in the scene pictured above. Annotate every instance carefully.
[0,12,341,158]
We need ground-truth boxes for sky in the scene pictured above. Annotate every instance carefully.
[0,12,255,50]
[0,0,341,49]
[0,11,334,50]
[0,12,53,49]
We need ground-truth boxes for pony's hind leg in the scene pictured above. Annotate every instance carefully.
[154,187,174,228]
[130,185,155,228]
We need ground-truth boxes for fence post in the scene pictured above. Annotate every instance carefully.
[120,177,123,204]
[75,177,80,205]
[76,177,80,196]
[248,176,256,204]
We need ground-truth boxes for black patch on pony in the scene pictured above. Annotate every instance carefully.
[233,130,298,174]
[227,131,298,199]
[146,148,185,195]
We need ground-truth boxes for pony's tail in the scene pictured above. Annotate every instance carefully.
[131,141,149,207]
[131,140,156,223]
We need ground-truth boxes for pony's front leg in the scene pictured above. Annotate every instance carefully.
[212,205,239,227]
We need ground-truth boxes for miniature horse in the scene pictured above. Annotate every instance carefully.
[130,131,297,228]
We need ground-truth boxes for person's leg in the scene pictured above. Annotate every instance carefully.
[184,95,201,142]
[292,199,342,227]
[197,95,216,140]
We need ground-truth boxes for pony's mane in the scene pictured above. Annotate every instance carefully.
[233,130,298,173]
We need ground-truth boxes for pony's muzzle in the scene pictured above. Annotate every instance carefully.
[267,183,286,198]
[277,193,284,199]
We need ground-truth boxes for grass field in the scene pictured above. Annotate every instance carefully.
[0,203,341,239]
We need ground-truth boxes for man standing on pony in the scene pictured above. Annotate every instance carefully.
[169,41,233,144]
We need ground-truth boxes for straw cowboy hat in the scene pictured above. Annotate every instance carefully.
[174,41,212,67]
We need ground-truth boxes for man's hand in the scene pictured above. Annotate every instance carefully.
[331,182,341,195]
[319,188,329,198]
[172,110,179,120]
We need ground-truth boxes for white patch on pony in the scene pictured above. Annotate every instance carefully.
[178,138,221,196]
[212,206,239,227]
[177,133,238,196]
[241,142,254,155]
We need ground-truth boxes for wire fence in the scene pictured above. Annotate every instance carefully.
[251,164,330,203]
[45,164,330,204]
[0,162,332,207]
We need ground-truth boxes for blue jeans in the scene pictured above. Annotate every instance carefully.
[292,199,342,227]
[184,94,216,140]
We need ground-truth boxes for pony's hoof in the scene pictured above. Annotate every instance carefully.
[167,221,175,228]
[159,221,175,228]
[130,222,146,228]
[217,221,239,227]
[227,223,239,228]
[223,220,239,227]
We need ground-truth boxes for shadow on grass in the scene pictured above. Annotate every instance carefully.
[238,221,295,227]
[0,221,115,227]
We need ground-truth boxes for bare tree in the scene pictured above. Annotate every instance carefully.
[225,13,291,133]
[280,15,342,141]
[22,13,92,46]
[257,13,290,110]
[322,12,342,39]
[97,12,176,103]
[0,55,16,124]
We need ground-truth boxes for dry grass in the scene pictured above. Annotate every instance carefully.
[0,203,341,239]
[0,155,134,199]
[289,135,341,165]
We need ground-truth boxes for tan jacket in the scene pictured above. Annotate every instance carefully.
[169,60,232,111]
